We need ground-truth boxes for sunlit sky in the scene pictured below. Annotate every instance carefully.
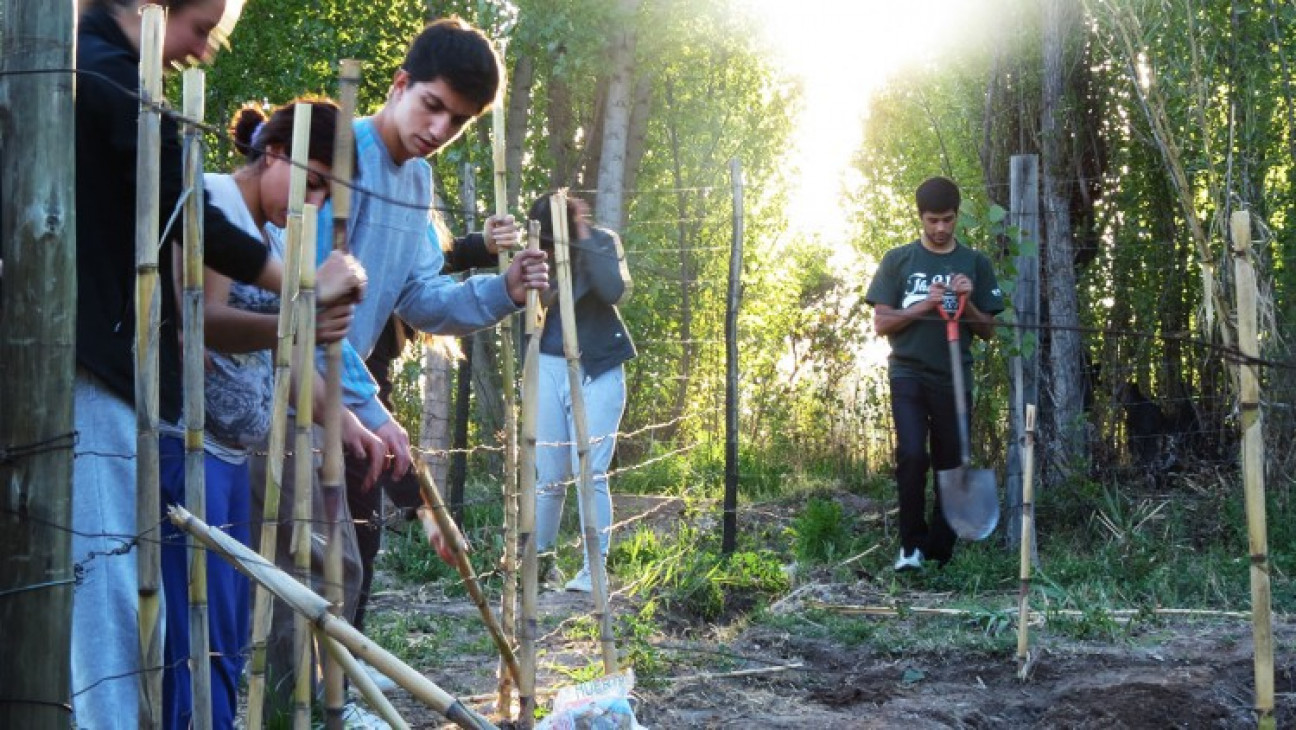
[741,0,980,239]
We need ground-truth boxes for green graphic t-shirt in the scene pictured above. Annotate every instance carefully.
[864,240,1004,386]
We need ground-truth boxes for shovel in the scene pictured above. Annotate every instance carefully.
[936,293,1000,540]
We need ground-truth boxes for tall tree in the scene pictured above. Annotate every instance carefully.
[1039,0,1086,486]
[593,0,641,228]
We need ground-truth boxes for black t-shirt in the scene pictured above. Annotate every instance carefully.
[865,239,1004,386]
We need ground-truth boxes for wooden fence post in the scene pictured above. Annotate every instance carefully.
[1006,154,1039,550]
[721,158,744,555]
[0,2,77,726]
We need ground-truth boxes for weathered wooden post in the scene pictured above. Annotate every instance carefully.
[0,2,77,726]
[721,158,744,555]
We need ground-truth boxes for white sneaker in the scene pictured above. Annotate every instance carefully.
[357,659,397,693]
[893,547,924,572]
[341,701,392,730]
[565,566,593,593]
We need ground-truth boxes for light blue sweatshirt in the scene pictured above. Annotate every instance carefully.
[314,117,518,430]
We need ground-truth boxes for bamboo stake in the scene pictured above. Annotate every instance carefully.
[1016,404,1036,680]
[168,506,498,730]
[314,628,408,730]
[492,95,520,718]
[134,7,165,725]
[180,67,213,730]
[516,221,544,729]
[321,59,360,730]
[1232,210,1274,729]
[550,192,618,674]
[414,458,521,689]
[292,203,319,730]
[245,107,309,730]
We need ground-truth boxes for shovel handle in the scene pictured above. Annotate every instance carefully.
[942,292,972,466]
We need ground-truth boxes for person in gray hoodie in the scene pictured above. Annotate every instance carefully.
[527,194,636,593]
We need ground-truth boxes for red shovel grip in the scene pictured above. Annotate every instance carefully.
[937,291,967,342]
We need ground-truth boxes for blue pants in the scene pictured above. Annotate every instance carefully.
[534,355,627,563]
[889,377,965,564]
[71,369,141,730]
[160,436,251,730]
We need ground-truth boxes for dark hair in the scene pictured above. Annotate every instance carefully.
[915,176,961,215]
[401,18,502,113]
[527,192,582,250]
[229,97,348,171]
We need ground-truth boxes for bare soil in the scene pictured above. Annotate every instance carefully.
[366,494,1294,729]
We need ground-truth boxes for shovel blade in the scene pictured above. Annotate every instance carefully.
[937,466,999,540]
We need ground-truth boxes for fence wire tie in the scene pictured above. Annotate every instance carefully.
[0,431,79,466]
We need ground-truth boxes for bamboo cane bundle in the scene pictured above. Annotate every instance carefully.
[414,459,522,690]
[180,67,213,729]
[321,59,361,730]
[134,7,165,725]
[291,203,319,730]
[491,97,520,718]
[550,192,618,674]
[516,221,543,728]
[167,506,498,730]
[1016,405,1036,679]
[244,106,310,730]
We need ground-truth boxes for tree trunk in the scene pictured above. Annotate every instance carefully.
[547,72,576,189]
[621,70,655,225]
[0,4,77,727]
[1040,0,1086,487]
[577,75,609,193]
[505,54,535,211]
[420,339,457,493]
[593,0,640,228]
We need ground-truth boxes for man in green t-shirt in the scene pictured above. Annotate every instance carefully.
[864,177,1003,571]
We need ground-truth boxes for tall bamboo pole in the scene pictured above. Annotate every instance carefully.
[245,108,309,730]
[516,222,543,729]
[414,459,521,689]
[180,67,213,729]
[551,193,618,673]
[492,95,520,717]
[1016,405,1037,679]
[169,506,498,730]
[0,0,76,724]
[321,59,360,730]
[292,204,319,730]
[134,7,166,725]
[1232,210,1274,729]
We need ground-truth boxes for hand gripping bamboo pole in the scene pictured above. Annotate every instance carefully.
[245,105,310,730]
[291,204,319,730]
[322,59,360,730]
[134,7,165,725]
[180,67,213,730]
[492,94,520,718]
[414,458,522,690]
[1016,404,1036,680]
[550,193,618,674]
[168,506,498,730]
[1232,210,1274,729]
[516,222,543,729]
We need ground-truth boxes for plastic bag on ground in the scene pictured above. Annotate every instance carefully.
[535,669,646,730]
